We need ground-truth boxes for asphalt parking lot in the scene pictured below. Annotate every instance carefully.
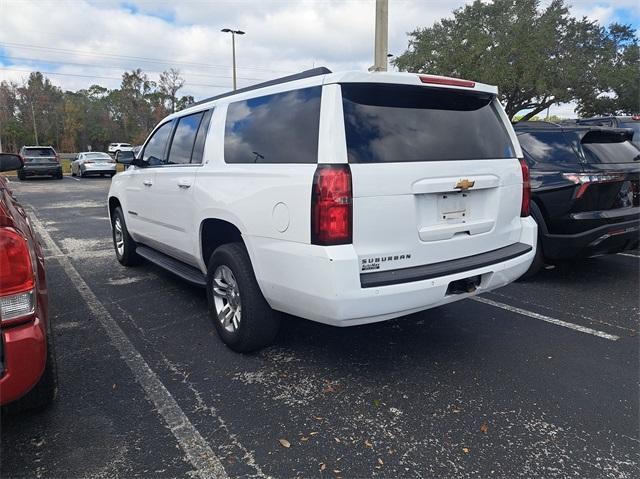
[1,175,638,478]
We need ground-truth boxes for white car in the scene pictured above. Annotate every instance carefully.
[108,68,537,352]
[107,143,133,155]
[71,152,116,178]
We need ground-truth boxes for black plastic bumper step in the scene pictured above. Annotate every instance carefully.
[136,246,206,287]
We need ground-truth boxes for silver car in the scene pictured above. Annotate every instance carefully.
[71,152,116,178]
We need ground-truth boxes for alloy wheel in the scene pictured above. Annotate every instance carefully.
[212,265,241,333]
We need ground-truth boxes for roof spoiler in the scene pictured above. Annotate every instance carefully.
[581,128,634,144]
[188,67,332,108]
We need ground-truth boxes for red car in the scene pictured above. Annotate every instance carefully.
[0,153,57,411]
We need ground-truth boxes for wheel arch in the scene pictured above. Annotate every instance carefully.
[200,218,246,268]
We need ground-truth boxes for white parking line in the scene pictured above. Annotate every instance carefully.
[618,252,639,258]
[66,176,80,181]
[30,212,228,479]
[472,296,620,341]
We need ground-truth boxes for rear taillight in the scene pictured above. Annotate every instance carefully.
[562,173,626,199]
[311,165,352,245]
[0,228,35,322]
[519,158,531,217]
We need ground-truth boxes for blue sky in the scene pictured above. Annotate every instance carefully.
[0,0,638,118]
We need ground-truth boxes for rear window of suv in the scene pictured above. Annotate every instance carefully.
[23,147,56,157]
[341,83,515,163]
[224,86,322,164]
[582,141,640,164]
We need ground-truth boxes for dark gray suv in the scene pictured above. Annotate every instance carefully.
[18,146,63,180]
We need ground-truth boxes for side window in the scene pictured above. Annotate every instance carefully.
[191,109,213,164]
[516,131,580,165]
[167,112,204,165]
[143,120,174,165]
[224,86,322,164]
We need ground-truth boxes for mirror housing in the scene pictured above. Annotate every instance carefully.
[0,153,24,172]
[115,150,135,165]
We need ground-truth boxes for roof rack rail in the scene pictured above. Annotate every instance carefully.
[188,66,332,108]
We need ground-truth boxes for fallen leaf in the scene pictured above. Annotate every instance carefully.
[300,437,309,442]
[309,431,319,436]
[373,399,381,407]
[364,440,373,448]
[334,437,341,443]
[333,470,341,474]
[378,458,384,465]
[112,383,117,389]
[313,415,324,421]
[462,447,470,454]
[480,421,489,434]
[278,439,291,448]
[319,463,326,471]
[452,406,461,413]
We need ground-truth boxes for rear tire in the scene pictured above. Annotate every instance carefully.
[54,172,63,180]
[17,170,25,181]
[206,243,280,353]
[111,207,140,266]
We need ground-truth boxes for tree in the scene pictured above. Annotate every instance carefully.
[159,68,186,113]
[576,24,639,116]
[394,0,639,121]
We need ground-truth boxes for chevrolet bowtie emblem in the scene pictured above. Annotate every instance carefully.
[455,179,475,191]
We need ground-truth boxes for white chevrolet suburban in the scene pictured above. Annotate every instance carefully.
[107,67,537,352]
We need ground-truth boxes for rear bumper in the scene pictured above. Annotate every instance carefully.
[248,217,537,326]
[82,164,116,174]
[542,218,640,259]
[0,318,47,406]
[21,165,62,176]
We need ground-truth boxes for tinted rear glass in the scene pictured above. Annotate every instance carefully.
[583,141,640,164]
[224,86,322,164]
[85,153,110,159]
[24,148,55,157]
[341,83,514,163]
[516,131,580,164]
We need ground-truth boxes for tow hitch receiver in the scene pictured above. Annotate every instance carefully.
[446,275,481,295]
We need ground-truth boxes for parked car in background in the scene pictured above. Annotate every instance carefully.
[71,152,116,178]
[108,143,133,156]
[515,121,639,278]
[575,116,640,149]
[0,153,58,411]
[17,146,62,180]
[132,145,143,157]
[109,68,536,352]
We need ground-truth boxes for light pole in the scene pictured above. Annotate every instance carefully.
[221,28,245,91]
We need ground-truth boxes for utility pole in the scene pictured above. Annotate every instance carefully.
[221,28,245,90]
[30,102,39,145]
[369,0,389,72]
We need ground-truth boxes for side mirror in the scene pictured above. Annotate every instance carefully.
[115,151,135,165]
[0,153,24,172]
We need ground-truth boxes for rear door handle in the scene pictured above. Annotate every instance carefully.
[177,179,192,189]
[143,180,153,187]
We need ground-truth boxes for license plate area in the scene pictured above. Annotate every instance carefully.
[438,193,468,222]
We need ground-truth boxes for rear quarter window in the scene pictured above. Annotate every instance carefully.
[224,86,322,164]
[341,83,515,163]
[516,131,581,165]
